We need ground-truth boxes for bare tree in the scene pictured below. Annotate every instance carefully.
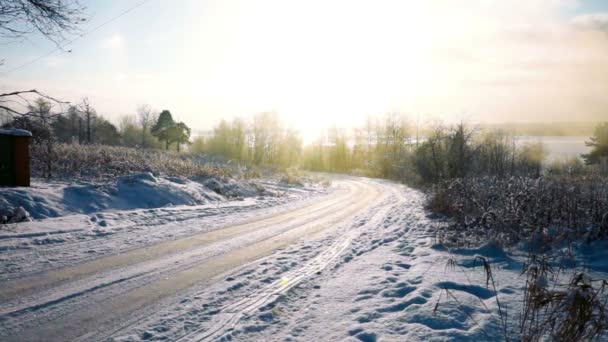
[0,0,86,46]
[30,98,55,178]
[78,97,95,143]
[2,97,61,178]
[137,104,154,148]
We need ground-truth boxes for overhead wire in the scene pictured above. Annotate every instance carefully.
[0,0,152,78]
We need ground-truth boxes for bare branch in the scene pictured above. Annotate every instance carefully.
[0,0,86,47]
[0,89,69,103]
[0,89,69,117]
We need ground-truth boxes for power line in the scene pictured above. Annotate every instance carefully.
[0,0,152,78]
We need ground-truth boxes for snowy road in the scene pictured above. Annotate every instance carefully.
[1,176,549,341]
[0,177,395,341]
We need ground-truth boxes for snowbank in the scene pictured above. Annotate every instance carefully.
[0,172,283,222]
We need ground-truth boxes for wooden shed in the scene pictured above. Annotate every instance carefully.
[0,129,32,187]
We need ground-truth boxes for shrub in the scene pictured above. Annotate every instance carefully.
[30,143,231,181]
[432,176,608,249]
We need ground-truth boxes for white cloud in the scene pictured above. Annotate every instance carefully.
[572,13,608,32]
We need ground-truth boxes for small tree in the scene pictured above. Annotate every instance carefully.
[446,123,475,179]
[414,125,447,183]
[51,105,83,143]
[78,98,96,144]
[94,116,120,145]
[118,115,140,147]
[583,122,608,165]
[168,121,191,152]
[151,110,175,150]
[137,104,155,148]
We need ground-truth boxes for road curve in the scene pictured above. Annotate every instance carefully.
[0,177,390,341]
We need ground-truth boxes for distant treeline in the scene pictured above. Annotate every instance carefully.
[483,121,597,137]
[1,97,191,178]
[190,112,302,168]
[2,97,607,183]
[299,116,555,184]
[202,113,607,184]
[1,98,191,152]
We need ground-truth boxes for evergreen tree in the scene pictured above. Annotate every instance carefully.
[168,121,191,152]
[151,110,175,150]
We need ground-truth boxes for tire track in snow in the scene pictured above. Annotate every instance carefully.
[173,198,396,341]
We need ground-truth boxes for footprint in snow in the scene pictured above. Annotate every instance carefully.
[380,285,416,298]
[381,264,393,271]
[376,296,428,313]
[407,276,423,285]
[354,294,374,302]
[395,262,411,270]
[355,331,377,342]
[356,312,381,323]
[380,276,399,285]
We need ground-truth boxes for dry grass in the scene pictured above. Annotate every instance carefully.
[437,254,608,341]
[430,176,608,249]
[519,255,608,341]
[30,143,231,181]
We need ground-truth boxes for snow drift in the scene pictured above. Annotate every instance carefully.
[0,172,280,222]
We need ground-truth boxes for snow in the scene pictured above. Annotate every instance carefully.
[100,180,608,342]
[0,172,308,221]
[0,129,32,137]
[0,176,606,341]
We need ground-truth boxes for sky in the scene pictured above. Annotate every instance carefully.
[1,0,608,141]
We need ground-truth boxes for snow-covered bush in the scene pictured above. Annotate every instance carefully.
[431,176,608,249]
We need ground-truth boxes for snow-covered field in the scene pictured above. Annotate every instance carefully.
[0,175,606,341]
